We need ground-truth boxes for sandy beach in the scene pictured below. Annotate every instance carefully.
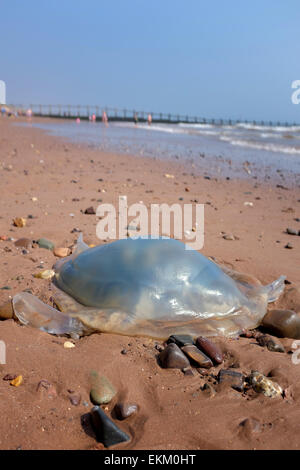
[0,116,300,450]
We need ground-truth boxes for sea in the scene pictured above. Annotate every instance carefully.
[17,120,300,184]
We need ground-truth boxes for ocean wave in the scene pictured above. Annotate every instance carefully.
[260,132,281,139]
[114,122,185,135]
[114,121,220,136]
[178,122,215,129]
[236,122,300,133]
[219,136,300,154]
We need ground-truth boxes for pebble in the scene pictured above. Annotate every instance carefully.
[114,403,138,420]
[256,334,285,352]
[10,375,23,387]
[69,393,81,406]
[13,217,26,228]
[285,243,293,249]
[262,309,300,339]
[14,238,32,249]
[239,418,261,435]
[90,406,130,447]
[181,345,213,368]
[36,380,57,398]
[196,336,224,364]
[90,372,116,405]
[0,300,14,319]
[64,341,75,349]
[53,247,70,258]
[249,371,282,398]
[3,374,17,381]
[34,269,55,280]
[286,228,299,236]
[218,369,245,392]
[37,238,55,250]
[201,382,216,398]
[84,206,96,215]
[159,343,190,369]
[167,334,194,347]
[182,367,194,377]
[223,233,236,241]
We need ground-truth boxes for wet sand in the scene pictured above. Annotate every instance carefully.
[0,116,300,450]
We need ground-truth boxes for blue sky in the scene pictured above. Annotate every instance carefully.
[1,0,300,122]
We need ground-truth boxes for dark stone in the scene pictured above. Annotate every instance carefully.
[196,336,224,364]
[262,310,300,339]
[182,367,194,377]
[90,406,130,447]
[159,343,190,369]
[181,345,213,368]
[114,403,138,420]
[218,369,245,392]
[167,334,194,348]
[285,243,293,249]
[256,334,285,352]
[84,206,96,215]
[3,374,17,381]
[14,238,32,249]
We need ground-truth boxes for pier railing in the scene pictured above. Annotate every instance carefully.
[6,104,299,127]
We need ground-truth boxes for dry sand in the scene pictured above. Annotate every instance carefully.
[0,117,299,450]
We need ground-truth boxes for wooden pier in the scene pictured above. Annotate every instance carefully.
[7,104,299,128]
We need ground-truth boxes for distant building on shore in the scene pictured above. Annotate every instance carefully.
[0,80,6,104]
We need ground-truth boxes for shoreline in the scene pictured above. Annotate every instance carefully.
[14,117,300,185]
[0,117,300,450]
